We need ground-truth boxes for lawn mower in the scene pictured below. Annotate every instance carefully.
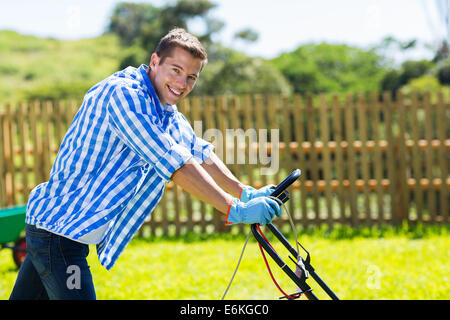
[252,169,339,300]
[0,205,27,269]
[222,169,339,300]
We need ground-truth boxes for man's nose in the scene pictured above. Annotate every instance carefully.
[176,75,187,88]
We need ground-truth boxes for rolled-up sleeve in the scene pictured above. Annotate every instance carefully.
[107,86,192,181]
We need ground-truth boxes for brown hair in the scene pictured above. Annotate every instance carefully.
[155,28,208,67]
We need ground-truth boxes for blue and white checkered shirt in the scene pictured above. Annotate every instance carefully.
[25,64,213,270]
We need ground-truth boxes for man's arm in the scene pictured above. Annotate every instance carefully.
[171,155,282,226]
[200,152,245,199]
[171,157,233,214]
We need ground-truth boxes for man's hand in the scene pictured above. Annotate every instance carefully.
[226,197,281,226]
[240,185,276,202]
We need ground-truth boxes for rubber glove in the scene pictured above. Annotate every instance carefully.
[240,184,276,202]
[226,197,282,226]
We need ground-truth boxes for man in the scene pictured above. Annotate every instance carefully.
[10,28,281,300]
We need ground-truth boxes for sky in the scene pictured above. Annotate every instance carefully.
[0,0,445,61]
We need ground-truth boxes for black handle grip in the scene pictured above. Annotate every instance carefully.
[269,169,301,203]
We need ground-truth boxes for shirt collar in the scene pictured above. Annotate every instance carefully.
[138,64,178,114]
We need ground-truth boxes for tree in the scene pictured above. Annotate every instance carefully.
[107,1,291,96]
[422,0,450,62]
[107,2,162,46]
[193,44,292,96]
[437,58,450,84]
[107,1,224,69]
[381,59,435,95]
[107,0,223,53]
[233,28,259,43]
[271,43,386,95]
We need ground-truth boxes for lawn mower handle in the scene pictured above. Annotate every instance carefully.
[250,169,339,300]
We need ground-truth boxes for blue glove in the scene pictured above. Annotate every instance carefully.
[226,197,282,226]
[240,184,276,202]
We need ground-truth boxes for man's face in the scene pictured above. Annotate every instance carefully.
[149,46,203,106]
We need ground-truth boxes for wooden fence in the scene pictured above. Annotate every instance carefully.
[0,91,449,237]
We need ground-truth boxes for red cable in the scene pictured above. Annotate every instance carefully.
[256,225,301,300]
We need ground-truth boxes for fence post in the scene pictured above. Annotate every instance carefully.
[292,94,308,225]
[0,109,5,207]
[5,103,16,206]
[306,94,320,223]
[382,92,399,224]
[345,94,358,225]
[436,91,448,222]
[319,94,333,224]
[369,92,385,223]
[357,93,371,223]
[395,91,409,222]
[423,92,437,222]
[331,94,346,223]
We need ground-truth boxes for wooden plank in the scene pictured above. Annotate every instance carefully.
[369,93,385,223]
[279,95,296,215]
[54,100,64,148]
[332,94,346,223]
[242,95,255,186]
[344,94,358,225]
[267,95,280,184]
[409,92,424,222]
[423,91,436,221]
[29,101,41,186]
[357,93,371,222]
[306,94,320,223]
[41,101,51,182]
[319,94,333,224]
[229,96,241,181]
[396,91,409,221]
[0,112,5,207]
[436,91,448,221]
[17,102,29,203]
[383,92,398,224]
[254,95,267,186]
[5,103,16,205]
[185,191,193,233]
[292,94,308,225]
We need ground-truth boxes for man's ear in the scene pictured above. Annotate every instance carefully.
[149,53,160,68]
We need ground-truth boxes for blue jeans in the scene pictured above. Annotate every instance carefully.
[9,224,96,300]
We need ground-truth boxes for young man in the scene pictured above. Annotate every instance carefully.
[9,28,281,300]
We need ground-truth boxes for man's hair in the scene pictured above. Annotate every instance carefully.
[155,28,208,67]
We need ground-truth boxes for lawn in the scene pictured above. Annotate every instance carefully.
[1,225,449,300]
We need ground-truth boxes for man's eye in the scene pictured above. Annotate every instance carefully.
[173,68,180,73]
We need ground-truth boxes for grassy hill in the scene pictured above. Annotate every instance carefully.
[0,30,124,103]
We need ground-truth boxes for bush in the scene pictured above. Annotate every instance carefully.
[21,80,93,101]
[437,60,450,85]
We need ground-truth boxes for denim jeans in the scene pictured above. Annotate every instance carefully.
[9,224,96,300]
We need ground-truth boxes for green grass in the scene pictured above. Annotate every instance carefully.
[1,224,448,300]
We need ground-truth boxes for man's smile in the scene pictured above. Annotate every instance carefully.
[167,85,183,97]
